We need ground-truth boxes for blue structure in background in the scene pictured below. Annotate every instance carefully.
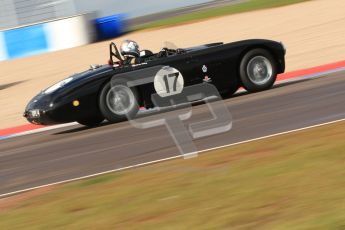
[3,24,48,59]
[94,14,126,40]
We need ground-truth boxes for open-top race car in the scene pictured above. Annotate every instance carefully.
[24,39,286,127]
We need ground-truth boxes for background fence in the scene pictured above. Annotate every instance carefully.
[0,0,213,29]
[0,0,76,29]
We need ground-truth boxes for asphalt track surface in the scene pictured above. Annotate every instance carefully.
[1,70,345,196]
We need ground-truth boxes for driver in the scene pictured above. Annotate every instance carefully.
[120,40,140,64]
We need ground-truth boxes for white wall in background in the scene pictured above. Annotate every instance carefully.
[45,14,94,51]
[0,32,8,61]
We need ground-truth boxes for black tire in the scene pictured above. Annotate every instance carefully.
[99,79,140,123]
[77,115,104,127]
[239,48,277,92]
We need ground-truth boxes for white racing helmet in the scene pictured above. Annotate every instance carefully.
[120,40,140,58]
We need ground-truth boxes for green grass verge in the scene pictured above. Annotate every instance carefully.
[136,0,311,30]
[1,121,345,229]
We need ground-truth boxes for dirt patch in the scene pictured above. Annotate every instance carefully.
[0,0,344,129]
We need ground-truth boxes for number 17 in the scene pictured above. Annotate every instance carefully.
[163,72,179,93]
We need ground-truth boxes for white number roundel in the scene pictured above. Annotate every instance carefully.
[154,66,184,97]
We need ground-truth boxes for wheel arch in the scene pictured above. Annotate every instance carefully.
[237,45,284,75]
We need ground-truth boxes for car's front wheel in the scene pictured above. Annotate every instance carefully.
[239,48,277,92]
[99,80,140,123]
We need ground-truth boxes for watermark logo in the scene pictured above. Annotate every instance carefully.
[111,65,232,159]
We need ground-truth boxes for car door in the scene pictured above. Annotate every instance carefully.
[187,46,236,94]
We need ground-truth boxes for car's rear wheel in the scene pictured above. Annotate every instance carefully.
[77,115,104,127]
[239,48,277,92]
[99,80,140,123]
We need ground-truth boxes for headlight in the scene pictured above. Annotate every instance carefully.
[44,77,73,94]
[24,109,41,118]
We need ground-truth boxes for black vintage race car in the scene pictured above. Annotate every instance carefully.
[24,39,286,127]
